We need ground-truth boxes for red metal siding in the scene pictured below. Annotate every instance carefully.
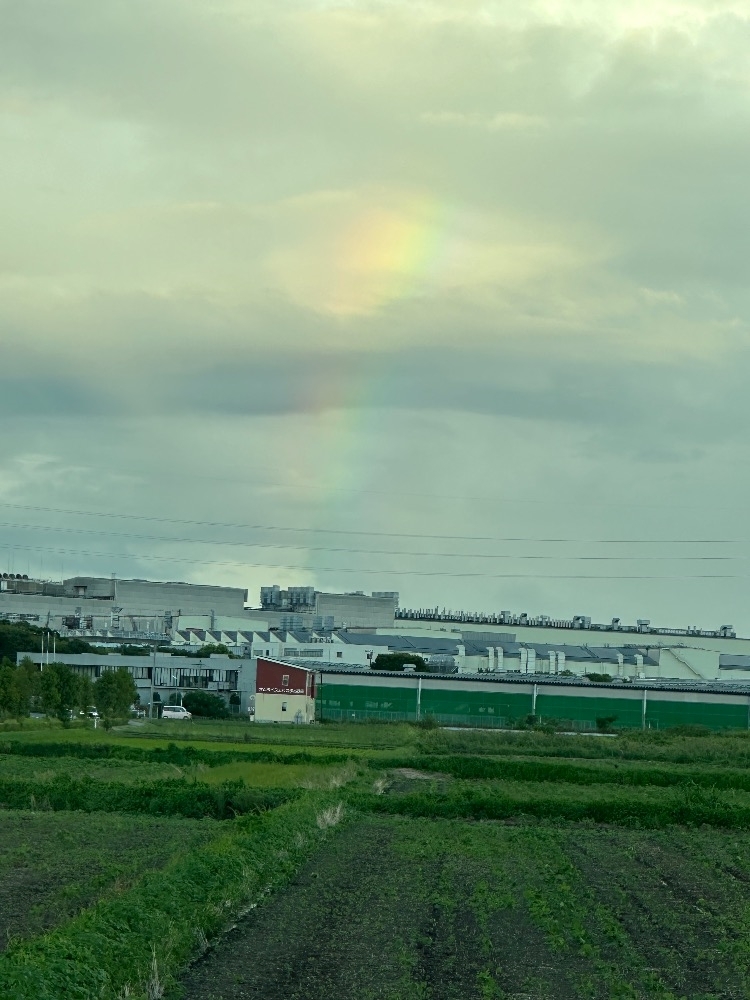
[256,658,310,695]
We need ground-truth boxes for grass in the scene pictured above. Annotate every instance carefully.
[0,794,348,1000]
[0,810,218,952]
[0,753,183,784]
[6,720,750,997]
[417,725,750,766]
[199,758,362,789]
[129,718,420,750]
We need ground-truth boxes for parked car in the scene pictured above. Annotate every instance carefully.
[79,708,100,719]
[161,705,192,720]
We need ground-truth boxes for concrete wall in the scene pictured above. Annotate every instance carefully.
[315,593,396,629]
[254,692,315,724]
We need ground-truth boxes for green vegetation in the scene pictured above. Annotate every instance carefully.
[4,719,750,997]
[372,651,428,670]
[182,690,230,718]
[0,811,218,950]
[0,621,99,661]
[93,667,137,726]
[178,817,750,1000]
[0,657,37,719]
[39,661,92,723]
[0,774,297,819]
[0,795,346,999]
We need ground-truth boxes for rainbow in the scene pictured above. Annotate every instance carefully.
[325,192,463,316]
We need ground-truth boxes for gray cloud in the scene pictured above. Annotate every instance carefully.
[1,1,749,628]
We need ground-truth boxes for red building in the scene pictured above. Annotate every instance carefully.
[254,658,316,724]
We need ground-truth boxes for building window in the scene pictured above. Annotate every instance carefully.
[282,674,289,687]
[282,701,288,712]
[336,651,342,658]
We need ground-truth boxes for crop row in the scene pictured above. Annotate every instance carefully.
[417,727,750,766]
[378,753,750,791]
[0,794,347,1000]
[0,775,297,819]
[355,781,750,828]
[0,740,352,767]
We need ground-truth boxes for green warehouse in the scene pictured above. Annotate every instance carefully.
[316,669,750,731]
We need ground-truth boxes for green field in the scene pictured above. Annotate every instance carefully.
[2,720,750,998]
[0,811,218,951]
[179,816,750,1000]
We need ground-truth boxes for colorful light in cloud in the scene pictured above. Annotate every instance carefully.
[332,195,453,314]
[268,190,471,319]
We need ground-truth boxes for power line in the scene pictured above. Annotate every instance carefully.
[0,520,749,560]
[0,502,748,545]
[123,470,750,512]
[2,541,749,580]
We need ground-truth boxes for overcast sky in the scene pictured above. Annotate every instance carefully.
[2,0,750,629]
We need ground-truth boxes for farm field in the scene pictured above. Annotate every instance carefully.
[0,752,184,784]
[178,815,750,1000]
[128,718,420,751]
[0,810,218,950]
[3,720,750,998]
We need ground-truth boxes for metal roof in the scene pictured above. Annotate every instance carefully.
[312,665,750,697]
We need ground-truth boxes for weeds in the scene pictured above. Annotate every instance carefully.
[316,802,345,829]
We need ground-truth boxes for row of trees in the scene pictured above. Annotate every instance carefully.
[0,621,99,662]
[0,657,137,725]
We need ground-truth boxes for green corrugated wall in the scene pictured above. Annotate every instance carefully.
[316,677,750,731]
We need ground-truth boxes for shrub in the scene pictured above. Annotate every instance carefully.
[596,715,618,732]
[586,673,612,683]
[372,653,428,671]
[182,691,230,718]
[414,714,439,730]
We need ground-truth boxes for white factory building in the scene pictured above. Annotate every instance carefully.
[5,569,750,683]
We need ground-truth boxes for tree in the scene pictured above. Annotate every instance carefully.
[182,690,229,718]
[194,643,234,658]
[94,668,137,723]
[78,675,94,715]
[372,653,428,671]
[7,657,38,718]
[36,663,83,723]
[0,659,16,717]
[40,668,61,719]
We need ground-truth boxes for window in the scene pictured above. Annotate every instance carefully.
[281,701,288,712]
[282,674,289,687]
[336,651,343,658]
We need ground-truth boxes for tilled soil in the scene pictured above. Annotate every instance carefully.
[176,820,585,1000]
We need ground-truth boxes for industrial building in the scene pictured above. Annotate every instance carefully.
[19,643,750,731]
[254,658,316,724]
[315,669,750,731]
[258,585,397,629]
[0,574,248,636]
[17,650,256,715]
[388,609,750,682]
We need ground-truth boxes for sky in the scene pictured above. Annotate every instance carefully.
[1,0,750,630]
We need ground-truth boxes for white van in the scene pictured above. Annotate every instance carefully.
[161,705,192,720]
